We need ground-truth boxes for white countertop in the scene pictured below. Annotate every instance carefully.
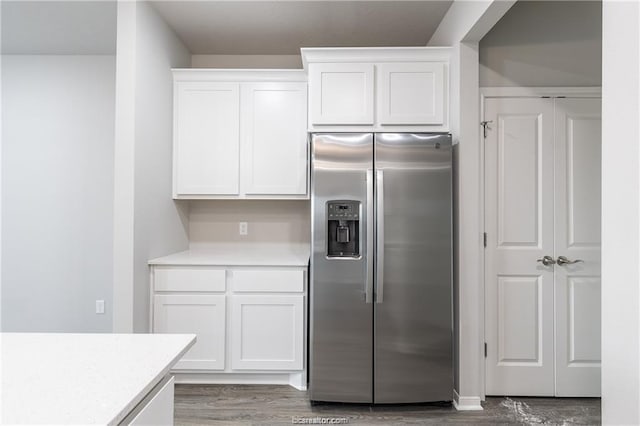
[148,243,310,267]
[1,332,195,425]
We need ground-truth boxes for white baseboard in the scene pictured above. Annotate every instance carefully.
[453,389,483,411]
[172,372,307,391]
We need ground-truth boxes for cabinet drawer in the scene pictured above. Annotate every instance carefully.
[232,269,304,293]
[154,267,226,292]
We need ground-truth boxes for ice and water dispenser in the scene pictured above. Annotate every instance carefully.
[326,201,360,258]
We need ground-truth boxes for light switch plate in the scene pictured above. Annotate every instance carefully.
[96,300,105,314]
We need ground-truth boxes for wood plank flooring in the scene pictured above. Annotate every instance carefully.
[175,384,601,425]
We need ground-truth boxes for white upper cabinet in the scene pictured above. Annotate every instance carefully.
[174,82,240,196]
[302,47,450,132]
[172,70,308,200]
[309,63,374,125]
[241,82,308,195]
[377,62,445,125]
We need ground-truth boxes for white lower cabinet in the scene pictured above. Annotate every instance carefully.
[231,295,304,370]
[153,294,226,370]
[150,264,307,388]
[128,376,175,426]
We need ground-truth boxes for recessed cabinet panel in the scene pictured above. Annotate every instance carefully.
[153,294,226,370]
[232,269,304,293]
[174,82,240,196]
[231,295,304,370]
[310,63,374,125]
[241,83,308,195]
[377,62,445,125]
[154,267,226,292]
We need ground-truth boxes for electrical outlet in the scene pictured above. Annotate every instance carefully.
[239,222,248,236]
[96,300,105,314]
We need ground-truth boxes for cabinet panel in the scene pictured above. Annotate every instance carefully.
[231,295,303,370]
[154,267,226,292]
[309,63,374,125]
[128,376,174,426]
[174,82,240,196]
[377,62,445,125]
[232,269,304,293]
[241,83,307,195]
[153,294,226,370]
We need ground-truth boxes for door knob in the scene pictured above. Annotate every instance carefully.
[556,256,583,266]
[536,255,556,266]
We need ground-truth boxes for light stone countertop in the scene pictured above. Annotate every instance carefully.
[148,243,310,267]
[1,332,195,425]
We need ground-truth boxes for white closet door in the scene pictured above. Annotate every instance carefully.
[484,97,556,396]
[554,98,602,396]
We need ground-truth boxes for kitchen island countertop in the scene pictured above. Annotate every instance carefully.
[1,332,195,425]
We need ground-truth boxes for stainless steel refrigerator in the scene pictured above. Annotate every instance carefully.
[309,133,453,404]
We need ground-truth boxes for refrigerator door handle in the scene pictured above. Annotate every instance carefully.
[376,169,384,304]
[365,169,374,303]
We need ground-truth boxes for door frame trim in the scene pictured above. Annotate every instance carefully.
[479,86,602,398]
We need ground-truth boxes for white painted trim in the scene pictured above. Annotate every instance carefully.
[453,390,483,411]
[289,372,307,391]
[480,86,602,98]
[479,91,487,402]
[113,0,137,333]
[172,372,306,390]
[307,125,451,133]
[301,47,452,71]
[0,2,3,334]
[429,1,516,45]
[172,69,307,82]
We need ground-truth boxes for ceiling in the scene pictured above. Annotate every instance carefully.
[150,1,453,55]
[0,1,452,56]
[1,1,117,55]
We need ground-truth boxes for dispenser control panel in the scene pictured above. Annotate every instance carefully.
[327,202,359,220]
[326,200,360,258]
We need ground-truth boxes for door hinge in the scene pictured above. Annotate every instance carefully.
[483,232,487,248]
[484,343,488,358]
[480,121,492,138]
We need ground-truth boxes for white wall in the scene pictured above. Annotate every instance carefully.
[428,1,516,409]
[479,1,601,87]
[601,2,640,424]
[189,201,309,248]
[192,54,302,69]
[114,1,191,332]
[1,55,115,332]
[132,1,191,332]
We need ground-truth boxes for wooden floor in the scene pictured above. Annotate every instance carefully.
[175,384,601,425]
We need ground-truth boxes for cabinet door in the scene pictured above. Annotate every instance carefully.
[230,295,303,370]
[174,82,240,196]
[309,63,374,125]
[154,294,226,370]
[241,83,308,195]
[377,62,445,125]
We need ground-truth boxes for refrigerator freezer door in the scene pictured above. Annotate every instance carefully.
[373,133,453,403]
[310,133,374,403]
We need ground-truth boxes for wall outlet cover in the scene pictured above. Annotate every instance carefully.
[239,222,248,235]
